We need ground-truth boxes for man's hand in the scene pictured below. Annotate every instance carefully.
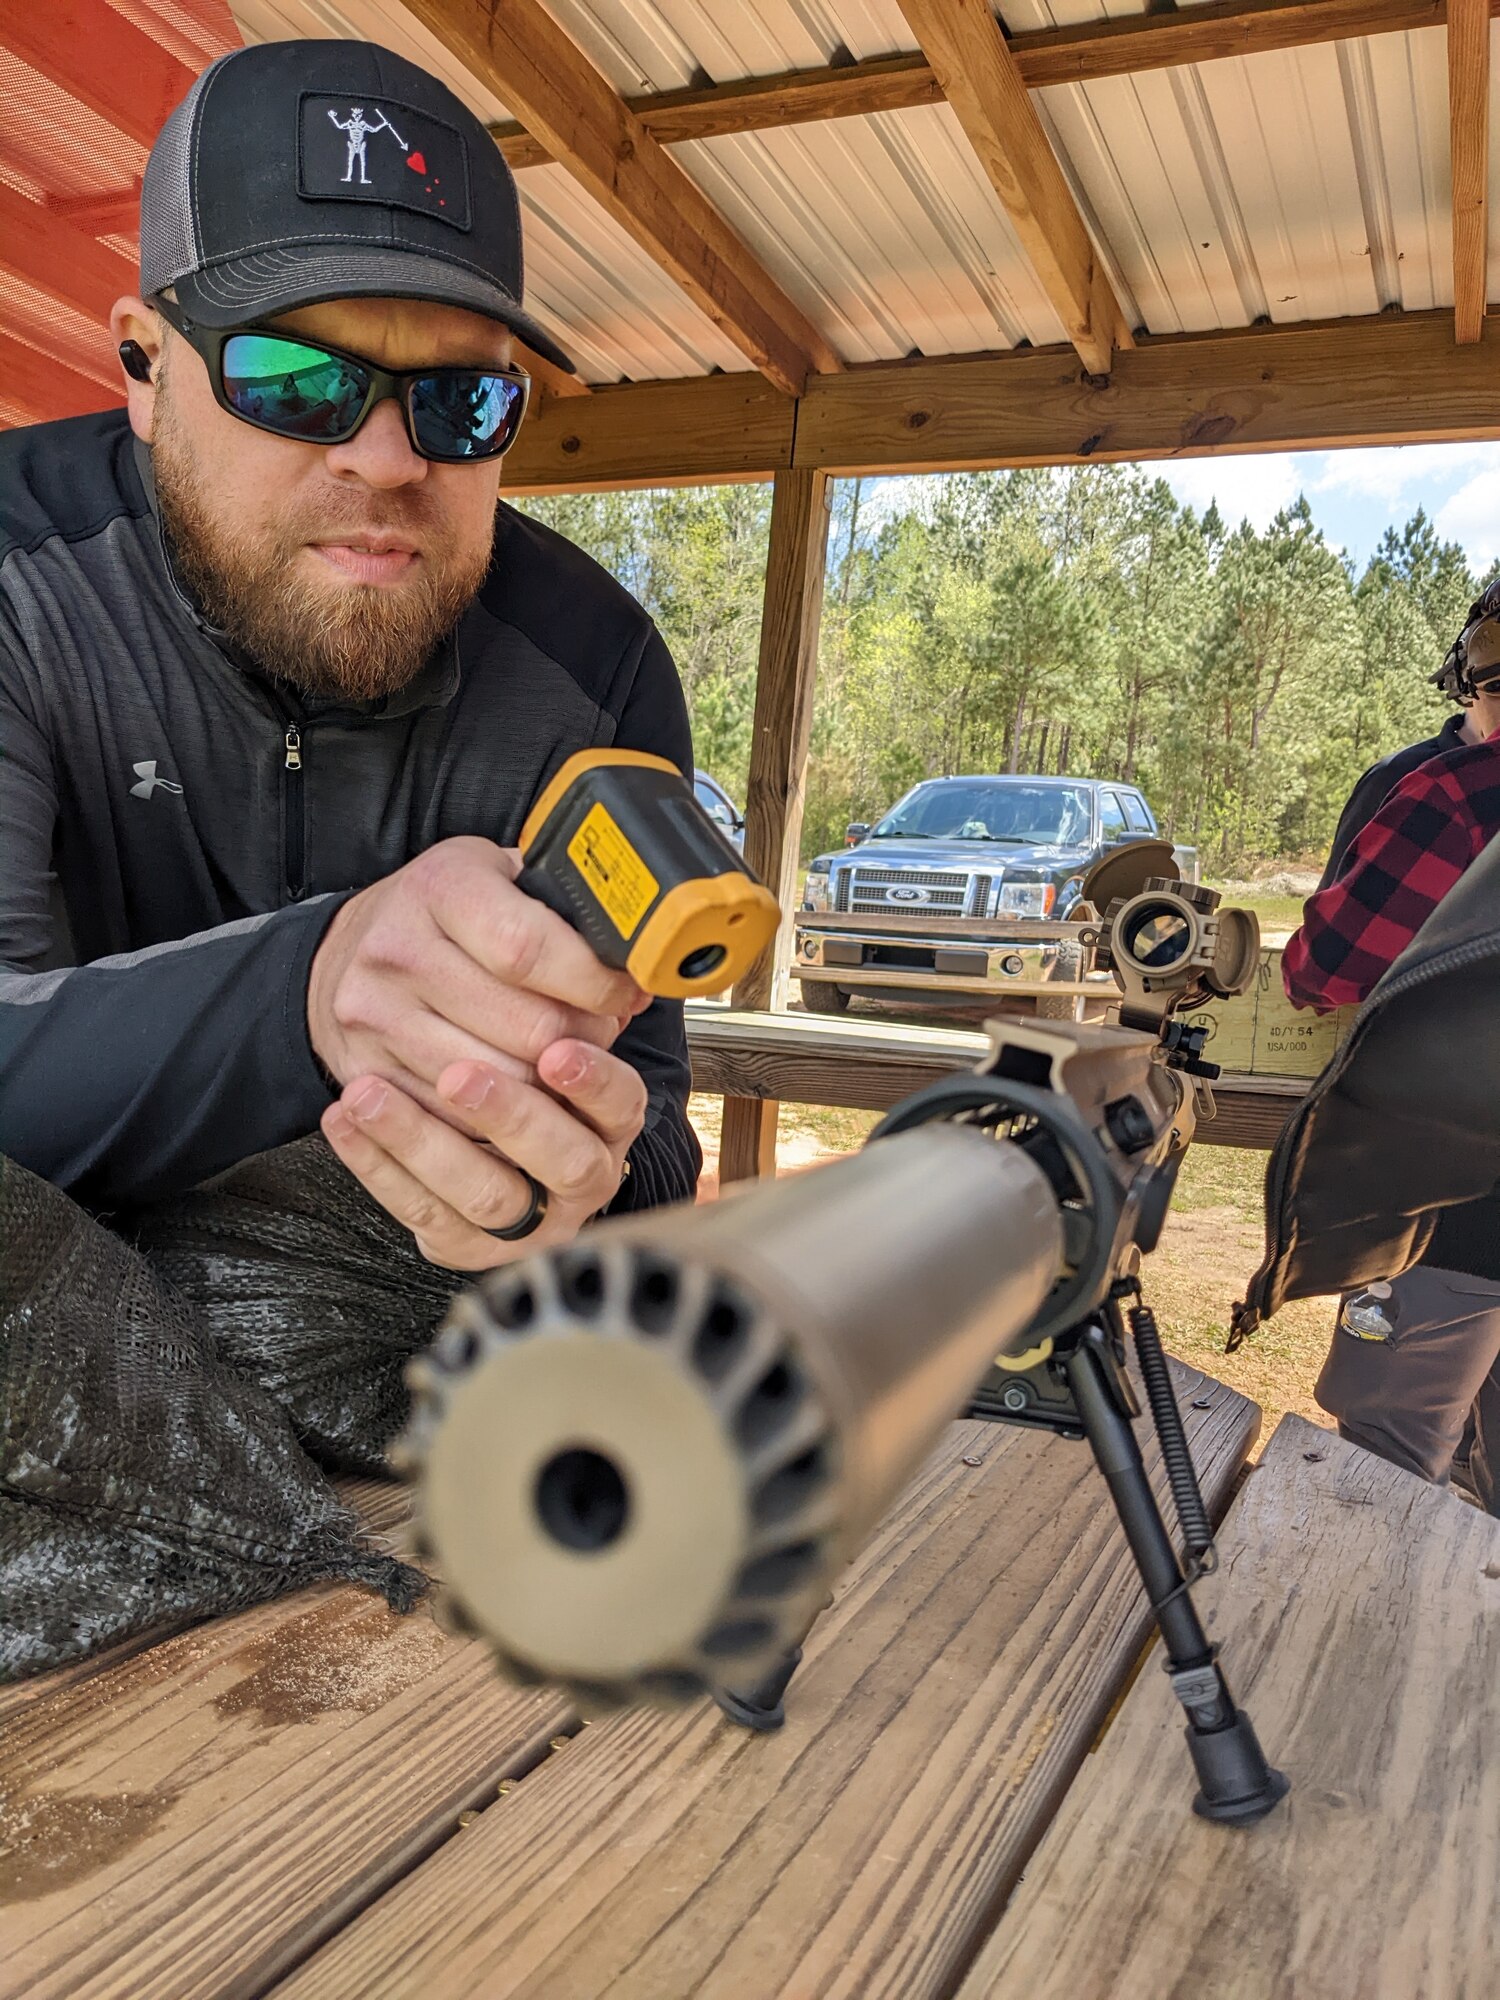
[309,837,645,1104]
[321,1039,646,1269]
[308,837,652,1266]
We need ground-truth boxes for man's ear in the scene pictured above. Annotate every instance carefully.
[109,296,163,444]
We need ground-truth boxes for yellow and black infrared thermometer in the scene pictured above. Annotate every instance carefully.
[517,750,781,999]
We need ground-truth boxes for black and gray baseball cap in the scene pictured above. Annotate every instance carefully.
[139,38,574,371]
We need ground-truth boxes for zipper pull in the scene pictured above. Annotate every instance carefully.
[284,725,303,772]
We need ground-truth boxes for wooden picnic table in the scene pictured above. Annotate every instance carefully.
[685,1006,1310,1156]
[6,1378,1494,1997]
[4,1364,1256,2000]
[966,1417,1500,1999]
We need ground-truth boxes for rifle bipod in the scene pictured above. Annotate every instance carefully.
[716,1295,1288,1826]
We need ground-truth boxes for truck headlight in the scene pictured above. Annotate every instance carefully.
[802,865,832,912]
[997,881,1056,918]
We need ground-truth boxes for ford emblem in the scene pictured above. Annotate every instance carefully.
[886,885,930,904]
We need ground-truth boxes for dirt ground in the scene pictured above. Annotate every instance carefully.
[688,1094,1335,1447]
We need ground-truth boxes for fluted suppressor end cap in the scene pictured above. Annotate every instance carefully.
[403,1246,839,1706]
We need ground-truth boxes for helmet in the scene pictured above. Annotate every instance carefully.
[1433,577,1500,702]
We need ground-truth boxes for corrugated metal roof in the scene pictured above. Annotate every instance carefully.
[210,2,1494,382]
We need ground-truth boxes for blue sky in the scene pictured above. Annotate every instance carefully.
[856,441,1500,574]
[1157,442,1500,571]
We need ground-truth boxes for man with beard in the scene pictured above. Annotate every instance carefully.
[0,39,701,1265]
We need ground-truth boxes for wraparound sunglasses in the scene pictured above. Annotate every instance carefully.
[152,295,531,463]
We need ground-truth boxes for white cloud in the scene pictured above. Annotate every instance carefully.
[1309,441,1500,504]
[1435,470,1500,568]
[1159,453,1303,530]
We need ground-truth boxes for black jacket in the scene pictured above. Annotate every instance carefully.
[1318,712,1467,886]
[0,410,700,1211]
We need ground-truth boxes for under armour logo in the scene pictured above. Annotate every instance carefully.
[129,760,184,800]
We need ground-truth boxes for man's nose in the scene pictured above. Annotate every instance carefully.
[323,395,428,490]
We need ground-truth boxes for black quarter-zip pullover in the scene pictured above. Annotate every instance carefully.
[0,409,700,1212]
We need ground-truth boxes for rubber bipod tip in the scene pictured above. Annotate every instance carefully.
[712,1644,804,1733]
[713,1684,788,1733]
[1186,1708,1291,1826]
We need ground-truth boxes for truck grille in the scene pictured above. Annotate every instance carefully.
[842,866,982,915]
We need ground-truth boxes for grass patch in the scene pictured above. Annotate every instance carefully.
[1203,887,1308,935]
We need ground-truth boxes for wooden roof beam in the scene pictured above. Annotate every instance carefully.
[493,0,1474,169]
[498,311,1500,488]
[0,181,138,327]
[46,186,143,238]
[5,7,196,152]
[0,330,119,427]
[402,0,841,398]
[1449,0,1491,343]
[896,0,1126,375]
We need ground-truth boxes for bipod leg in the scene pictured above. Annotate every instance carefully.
[1065,1329,1288,1825]
[713,1645,803,1732]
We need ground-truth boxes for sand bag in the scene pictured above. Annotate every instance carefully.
[132,1136,459,1475]
[0,1153,421,1681]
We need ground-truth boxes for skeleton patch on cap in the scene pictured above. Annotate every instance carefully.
[298,93,471,229]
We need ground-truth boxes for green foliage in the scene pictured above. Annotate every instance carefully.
[514,468,1478,872]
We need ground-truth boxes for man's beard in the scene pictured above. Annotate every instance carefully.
[152,394,492,702]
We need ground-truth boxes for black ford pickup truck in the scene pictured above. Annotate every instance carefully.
[794,774,1196,1013]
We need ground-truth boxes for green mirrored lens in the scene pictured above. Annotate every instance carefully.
[221,335,369,440]
[409,373,525,459]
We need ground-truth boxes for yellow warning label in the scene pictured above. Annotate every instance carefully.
[568,802,659,939]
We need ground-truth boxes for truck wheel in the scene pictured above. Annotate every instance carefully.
[800,979,850,1015]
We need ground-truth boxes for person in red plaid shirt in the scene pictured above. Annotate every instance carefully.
[1282,726,1500,1011]
[1284,580,1500,1514]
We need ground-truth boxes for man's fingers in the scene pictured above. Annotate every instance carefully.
[535,1039,650,1149]
[408,936,623,1062]
[436,1051,642,1207]
[423,840,647,1020]
[322,1083,548,1269]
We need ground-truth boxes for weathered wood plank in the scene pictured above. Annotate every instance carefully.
[270,1366,1259,2000]
[718,1094,780,1183]
[0,1480,411,1723]
[796,311,1500,473]
[0,1501,572,2000]
[684,1007,1308,1147]
[966,1414,1500,1998]
[1195,1078,1308,1149]
[735,467,833,1011]
[492,51,943,166]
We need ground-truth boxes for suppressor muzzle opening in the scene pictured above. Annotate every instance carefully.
[535,1447,632,1552]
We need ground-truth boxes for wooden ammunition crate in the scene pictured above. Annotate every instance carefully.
[1184,942,1356,1079]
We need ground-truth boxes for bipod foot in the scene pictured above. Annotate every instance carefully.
[713,1646,803,1732]
[1186,1706,1290,1825]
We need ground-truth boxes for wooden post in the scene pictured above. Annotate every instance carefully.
[1449,0,1490,345]
[719,466,833,1186]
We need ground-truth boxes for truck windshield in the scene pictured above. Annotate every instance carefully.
[872,782,1093,845]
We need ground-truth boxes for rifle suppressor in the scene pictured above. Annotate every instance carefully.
[402,1125,1062,1705]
